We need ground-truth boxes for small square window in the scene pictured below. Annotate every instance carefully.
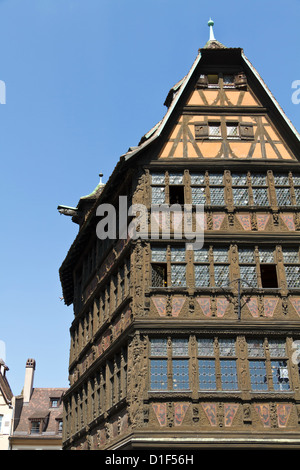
[207,74,219,87]
[227,123,239,139]
[208,123,221,139]
[50,398,59,408]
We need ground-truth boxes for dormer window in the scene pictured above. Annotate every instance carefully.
[50,398,59,408]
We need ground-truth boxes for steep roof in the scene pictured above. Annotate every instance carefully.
[12,388,67,438]
[58,21,300,306]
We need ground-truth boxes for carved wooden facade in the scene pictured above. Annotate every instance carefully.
[59,40,300,449]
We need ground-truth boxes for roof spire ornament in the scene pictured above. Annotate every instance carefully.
[208,18,216,41]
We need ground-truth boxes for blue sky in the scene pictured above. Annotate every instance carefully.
[1,0,300,395]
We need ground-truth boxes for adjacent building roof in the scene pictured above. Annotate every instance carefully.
[12,388,67,439]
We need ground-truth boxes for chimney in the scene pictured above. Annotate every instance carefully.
[23,358,36,403]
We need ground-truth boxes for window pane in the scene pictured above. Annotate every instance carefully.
[239,265,257,287]
[252,188,269,206]
[219,338,235,356]
[209,125,221,137]
[276,188,291,205]
[238,248,255,264]
[271,360,290,391]
[213,248,228,262]
[233,187,249,205]
[172,359,189,390]
[150,359,168,390]
[249,360,268,391]
[151,338,167,356]
[210,187,224,205]
[231,173,248,185]
[259,248,274,263]
[194,248,209,262]
[190,173,205,185]
[198,338,214,356]
[282,248,299,263]
[294,188,300,204]
[152,186,165,204]
[209,173,223,185]
[198,359,216,390]
[227,124,239,137]
[169,173,183,185]
[194,264,210,287]
[152,247,167,262]
[171,264,186,287]
[172,338,189,356]
[214,265,230,287]
[268,339,286,357]
[293,174,300,186]
[247,339,265,357]
[151,173,165,185]
[191,187,206,205]
[285,266,300,287]
[251,173,266,186]
[273,173,289,185]
[171,247,186,262]
[220,360,238,390]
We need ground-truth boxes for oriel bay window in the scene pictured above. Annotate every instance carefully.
[150,338,190,391]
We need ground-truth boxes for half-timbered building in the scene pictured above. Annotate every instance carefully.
[59,21,300,449]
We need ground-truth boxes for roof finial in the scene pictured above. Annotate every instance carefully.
[208,18,215,41]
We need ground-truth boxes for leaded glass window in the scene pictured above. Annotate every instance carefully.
[197,338,214,356]
[191,186,206,205]
[152,247,167,262]
[276,187,291,206]
[233,187,249,205]
[172,339,190,390]
[198,338,216,390]
[194,265,210,287]
[259,248,274,263]
[150,339,167,390]
[150,360,167,390]
[151,186,165,204]
[251,173,267,186]
[198,359,216,390]
[209,123,221,138]
[194,247,210,287]
[219,339,238,391]
[267,339,289,391]
[227,123,239,139]
[282,248,299,263]
[247,339,267,391]
[151,173,165,185]
[271,361,290,391]
[213,248,229,287]
[273,172,291,206]
[169,173,183,185]
[285,266,300,288]
[190,173,205,185]
[209,173,224,185]
[283,248,300,288]
[209,187,225,205]
[171,264,186,287]
[294,188,300,204]
[171,247,186,262]
[231,173,248,186]
[220,360,238,390]
[252,188,269,206]
[172,360,189,390]
[238,247,257,287]
[249,360,268,391]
